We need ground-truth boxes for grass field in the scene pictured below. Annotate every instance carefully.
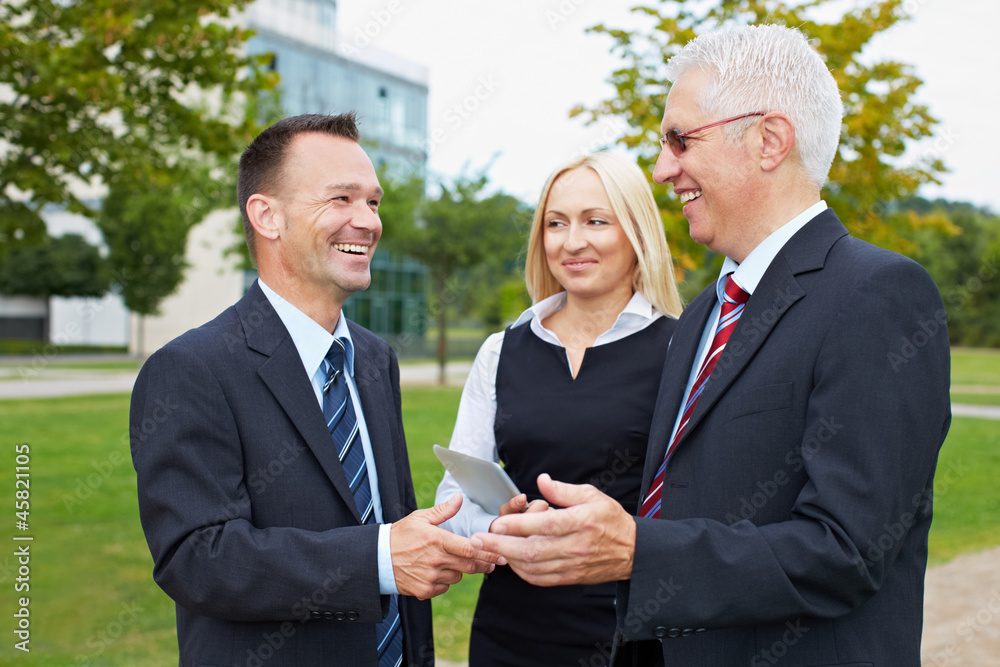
[1,348,998,664]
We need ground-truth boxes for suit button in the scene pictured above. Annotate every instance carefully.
[695,628,706,634]
[321,611,333,620]
[667,628,682,638]
[310,611,321,619]
[681,628,694,637]
[333,611,346,621]
[653,626,667,638]
[347,611,359,621]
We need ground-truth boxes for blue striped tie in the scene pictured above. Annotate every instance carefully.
[324,337,403,667]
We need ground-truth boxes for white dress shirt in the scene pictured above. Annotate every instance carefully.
[435,290,665,537]
[258,279,398,595]
[667,201,827,444]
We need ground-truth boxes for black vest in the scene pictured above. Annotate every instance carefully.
[469,316,675,667]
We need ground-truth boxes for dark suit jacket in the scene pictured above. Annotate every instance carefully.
[130,281,433,666]
[612,210,951,666]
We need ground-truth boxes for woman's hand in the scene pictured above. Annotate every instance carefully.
[493,493,550,524]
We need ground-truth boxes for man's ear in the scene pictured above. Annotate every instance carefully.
[246,193,281,241]
[759,112,796,172]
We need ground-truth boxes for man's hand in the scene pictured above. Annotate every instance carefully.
[471,473,636,587]
[391,494,505,599]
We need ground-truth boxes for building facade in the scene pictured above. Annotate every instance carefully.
[242,0,431,348]
[8,0,431,355]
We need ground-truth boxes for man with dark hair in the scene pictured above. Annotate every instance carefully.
[131,112,498,666]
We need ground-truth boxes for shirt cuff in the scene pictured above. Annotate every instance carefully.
[470,511,497,536]
[377,523,399,595]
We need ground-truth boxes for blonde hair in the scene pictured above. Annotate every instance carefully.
[524,152,683,318]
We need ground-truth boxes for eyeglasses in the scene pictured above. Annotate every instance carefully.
[660,112,766,155]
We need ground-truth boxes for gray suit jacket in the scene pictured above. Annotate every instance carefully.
[612,210,951,666]
[131,281,433,666]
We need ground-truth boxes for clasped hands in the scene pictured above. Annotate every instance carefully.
[391,474,636,598]
[473,473,637,587]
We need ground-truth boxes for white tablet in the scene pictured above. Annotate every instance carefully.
[433,444,520,515]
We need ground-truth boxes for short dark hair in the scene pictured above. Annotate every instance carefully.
[237,112,361,262]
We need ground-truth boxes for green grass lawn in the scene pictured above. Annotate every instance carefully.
[951,347,1000,385]
[1,359,998,664]
[950,347,1000,406]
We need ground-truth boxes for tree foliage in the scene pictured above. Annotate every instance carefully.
[96,165,224,318]
[380,169,530,382]
[900,198,1000,347]
[573,0,956,285]
[0,233,109,298]
[0,0,276,263]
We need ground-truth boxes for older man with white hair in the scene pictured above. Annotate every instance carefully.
[474,24,951,666]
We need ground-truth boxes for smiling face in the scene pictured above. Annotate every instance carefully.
[270,132,383,308]
[542,167,637,304]
[652,69,763,260]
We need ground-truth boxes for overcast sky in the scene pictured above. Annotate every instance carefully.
[337,0,999,213]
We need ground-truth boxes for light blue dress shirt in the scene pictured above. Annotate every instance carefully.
[668,201,828,444]
[258,279,398,595]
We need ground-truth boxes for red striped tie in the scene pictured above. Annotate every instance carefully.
[640,275,750,519]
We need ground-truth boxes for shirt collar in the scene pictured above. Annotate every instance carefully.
[511,290,658,330]
[257,278,355,379]
[717,200,828,300]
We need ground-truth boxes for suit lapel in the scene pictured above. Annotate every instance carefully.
[238,283,362,522]
[678,256,805,441]
[662,210,849,456]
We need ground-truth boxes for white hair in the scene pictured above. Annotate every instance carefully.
[665,24,844,188]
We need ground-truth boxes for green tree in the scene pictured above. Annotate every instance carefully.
[573,0,956,290]
[0,0,276,258]
[96,166,225,355]
[381,170,530,383]
[0,233,110,339]
[900,198,1000,346]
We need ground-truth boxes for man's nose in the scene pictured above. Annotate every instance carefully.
[652,146,681,184]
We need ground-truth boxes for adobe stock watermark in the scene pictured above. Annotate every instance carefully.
[921,124,960,160]
[901,0,934,16]
[545,0,591,30]
[623,577,683,634]
[862,458,968,572]
[62,448,131,512]
[570,117,629,159]
[441,75,502,135]
[16,275,133,380]
[924,588,1000,667]
[725,416,843,525]
[338,0,403,57]
[588,447,640,494]
[750,619,810,666]
[243,568,350,666]
[886,308,947,372]
[247,439,307,495]
[72,601,143,666]
[946,254,998,310]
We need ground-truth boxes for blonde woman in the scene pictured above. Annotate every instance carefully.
[435,151,683,666]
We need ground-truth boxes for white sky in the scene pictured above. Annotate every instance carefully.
[338,0,1000,213]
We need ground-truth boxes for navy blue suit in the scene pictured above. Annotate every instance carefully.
[613,210,951,666]
[130,282,433,666]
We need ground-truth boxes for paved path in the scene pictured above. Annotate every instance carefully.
[922,546,1000,666]
[2,359,997,422]
[0,360,476,400]
[951,403,1000,420]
